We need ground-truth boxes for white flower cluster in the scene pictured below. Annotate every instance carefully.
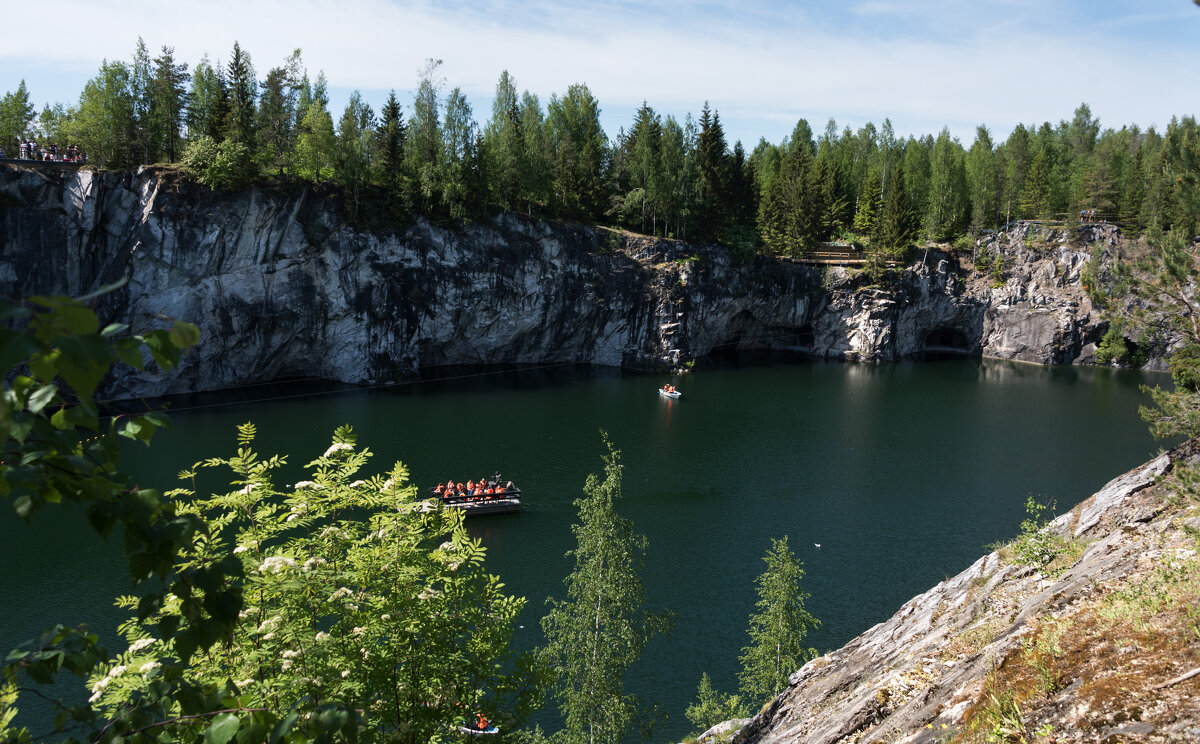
[128,637,155,653]
[256,616,282,634]
[293,481,323,491]
[302,556,327,571]
[323,442,354,457]
[349,480,367,488]
[340,669,351,678]
[258,556,297,574]
[139,661,161,674]
[235,678,255,689]
[351,626,366,637]
[315,631,331,642]
[418,587,442,601]
[329,586,354,602]
[89,665,127,703]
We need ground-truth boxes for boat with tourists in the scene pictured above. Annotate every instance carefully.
[430,472,521,516]
[459,713,499,736]
[659,384,681,399]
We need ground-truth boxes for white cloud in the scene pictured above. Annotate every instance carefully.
[2,0,1197,146]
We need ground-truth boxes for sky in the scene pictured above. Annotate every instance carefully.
[2,0,1199,148]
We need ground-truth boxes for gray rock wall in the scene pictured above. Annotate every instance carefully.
[0,164,1106,399]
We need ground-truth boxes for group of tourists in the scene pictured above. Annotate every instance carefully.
[5,140,86,163]
[1079,209,1101,223]
[433,471,513,502]
[662,384,678,393]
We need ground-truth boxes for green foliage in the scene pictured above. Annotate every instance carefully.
[0,292,255,743]
[181,135,256,190]
[1011,497,1069,571]
[1095,324,1130,366]
[539,433,672,744]
[685,673,748,736]
[89,424,541,743]
[1136,229,1200,439]
[737,536,819,707]
[15,37,1200,254]
[0,80,35,151]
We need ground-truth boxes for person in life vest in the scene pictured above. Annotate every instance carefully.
[477,714,488,731]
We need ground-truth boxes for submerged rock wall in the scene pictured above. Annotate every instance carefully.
[0,164,1109,399]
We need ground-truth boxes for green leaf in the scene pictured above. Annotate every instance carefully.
[113,337,146,370]
[31,296,99,336]
[205,712,241,744]
[0,331,42,372]
[268,709,299,744]
[142,330,182,371]
[75,276,129,303]
[170,321,201,350]
[100,322,130,338]
[54,334,114,400]
[26,384,58,415]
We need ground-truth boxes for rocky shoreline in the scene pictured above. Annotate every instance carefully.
[0,163,1130,400]
[711,438,1200,744]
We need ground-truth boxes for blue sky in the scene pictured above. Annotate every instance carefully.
[3,0,1198,148]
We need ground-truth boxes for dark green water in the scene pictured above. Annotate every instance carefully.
[0,358,1168,740]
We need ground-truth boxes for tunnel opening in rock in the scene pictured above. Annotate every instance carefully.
[923,327,973,359]
[697,311,815,367]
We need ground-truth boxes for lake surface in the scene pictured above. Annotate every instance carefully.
[0,357,1169,740]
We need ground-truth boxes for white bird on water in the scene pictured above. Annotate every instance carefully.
[814,543,821,549]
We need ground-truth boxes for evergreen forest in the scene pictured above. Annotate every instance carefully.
[2,40,1198,266]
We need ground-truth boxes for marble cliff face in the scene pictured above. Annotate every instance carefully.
[1,164,1112,399]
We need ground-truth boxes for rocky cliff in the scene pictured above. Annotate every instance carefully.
[0,163,1111,399]
[708,438,1200,744]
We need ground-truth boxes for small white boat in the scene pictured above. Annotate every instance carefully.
[659,387,681,399]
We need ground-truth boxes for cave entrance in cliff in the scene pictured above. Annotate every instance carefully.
[795,324,815,350]
[923,327,972,358]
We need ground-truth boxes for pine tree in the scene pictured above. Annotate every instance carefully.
[148,46,190,163]
[873,163,915,262]
[696,102,730,239]
[1120,146,1146,232]
[375,90,406,200]
[540,434,672,744]
[737,536,820,707]
[224,41,257,148]
[852,168,882,235]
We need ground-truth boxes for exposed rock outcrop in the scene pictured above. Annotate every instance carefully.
[721,439,1200,744]
[0,164,1112,399]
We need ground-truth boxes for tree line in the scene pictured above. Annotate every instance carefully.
[3,39,1199,260]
